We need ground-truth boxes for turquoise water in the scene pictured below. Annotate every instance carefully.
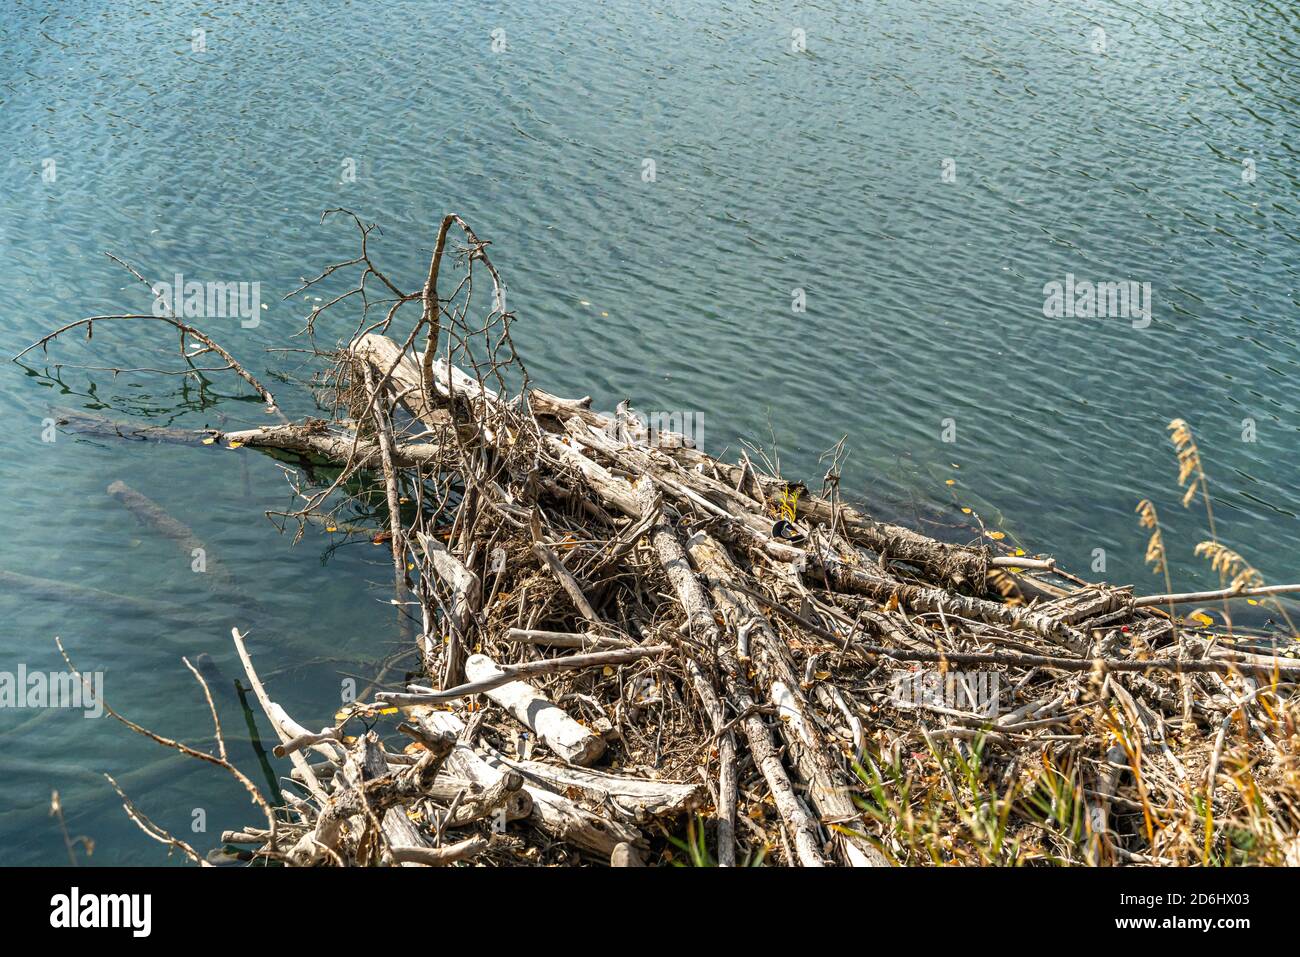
[1,0,1297,864]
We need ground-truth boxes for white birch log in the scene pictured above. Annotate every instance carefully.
[464,653,606,766]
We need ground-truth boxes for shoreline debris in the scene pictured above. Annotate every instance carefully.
[23,212,1300,866]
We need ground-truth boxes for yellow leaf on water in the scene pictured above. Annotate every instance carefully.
[961,507,972,514]
[227,441,244,449]
[1247,599,1258,605]
[325,526,338,532]
[945,479,955,486]
[1189,612,1213,627]
[1014,548,1025,556]
[987,531,1005,540]
[202,437,216,445]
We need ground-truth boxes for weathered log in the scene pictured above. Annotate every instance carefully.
[443,769,529,827]
[390,835,490,866]
[350,334,445,429]
[638,480,827,866]
[809,531,1090,654]
[532,391,991,589]
[418,709,641,857]
[414,532,481,687]
[686,530,888,867]
[482,751,705,823]
[217,423,445,469]
[636,479,739,866]
[462,653,607,766]
[531,539,603,626]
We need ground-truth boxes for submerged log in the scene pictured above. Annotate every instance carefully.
[106,479,243,597]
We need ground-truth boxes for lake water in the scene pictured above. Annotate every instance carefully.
[1,0,1296,864]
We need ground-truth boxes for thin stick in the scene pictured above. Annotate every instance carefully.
[378,645,670,705]
[1133,582,1300,608]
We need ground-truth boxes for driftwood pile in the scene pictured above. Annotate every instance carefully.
[28,213,1300,866]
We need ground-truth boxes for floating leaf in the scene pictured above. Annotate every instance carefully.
[987,530,1005,540]
[226,441,243,449]
[201,436,216,445]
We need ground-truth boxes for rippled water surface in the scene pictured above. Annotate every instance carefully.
[1,0,1297,863]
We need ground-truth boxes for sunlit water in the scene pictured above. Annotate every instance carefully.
[1,0,1296,863]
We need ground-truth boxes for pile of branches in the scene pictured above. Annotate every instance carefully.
[33,212,1300,866]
